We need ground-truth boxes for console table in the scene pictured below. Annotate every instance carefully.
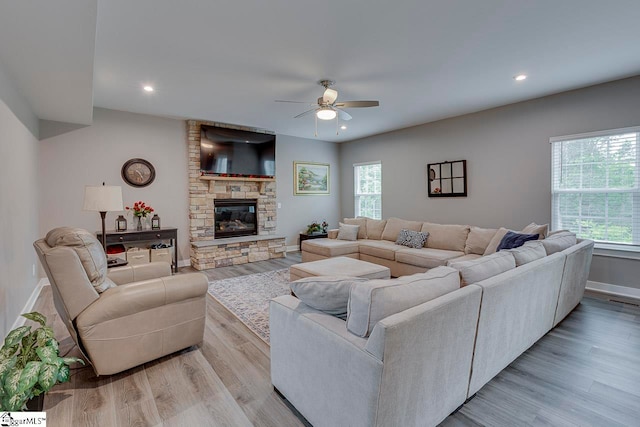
[100,227,178,272]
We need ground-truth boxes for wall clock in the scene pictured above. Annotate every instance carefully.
[121,158,156,187]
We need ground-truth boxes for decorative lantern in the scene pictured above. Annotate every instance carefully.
[151,214,161,230]
[115,215,127,232]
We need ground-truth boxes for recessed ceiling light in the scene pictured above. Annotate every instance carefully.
[514,74,527,81]
[340,125,347,130]
[143,85,154,92]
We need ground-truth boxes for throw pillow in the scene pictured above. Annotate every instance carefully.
[337,222,360,241]
[521,222,549,239]
[395,229,429,249]
[290,276,369,318]
[347,266,460,337]
[483,227,510,255]
[496,231,539,251]
[448,251,516,286]
[343,217,367,239]
[464,226,499,255]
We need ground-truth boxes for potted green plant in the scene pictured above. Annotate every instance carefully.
[0,312,84,411]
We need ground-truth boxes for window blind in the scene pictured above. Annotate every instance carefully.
[551,127,640,247]
[354,162,382,219]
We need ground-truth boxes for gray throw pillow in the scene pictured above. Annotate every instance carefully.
[290,276,369,318]
[337,222,360,241]
[395,229,429,249]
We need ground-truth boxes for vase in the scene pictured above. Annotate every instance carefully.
[135,216,142,231]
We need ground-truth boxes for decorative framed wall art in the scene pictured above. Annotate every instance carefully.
[427,160,467,197]
[294,161,330,195]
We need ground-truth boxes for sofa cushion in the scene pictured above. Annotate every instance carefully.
[363,217,387,240]
[337,222,360,241]
[422,223,470,252]
[449,251,516,286]
[446,254,482,265]
[496,231,539,251]
[45,226,110,293]
[347,266,460,337]
[465,226,498,255]
[290,276,369,318]
[301,238,360,257]
[521,222,549,239]
[483,227,510,255]
[343,217,368,239]
[395,229,429,249]
[541,231,577,255]
[358,240,403,261]
[396,247,465,269]
[381,217,423,241]
[506,240,547,266]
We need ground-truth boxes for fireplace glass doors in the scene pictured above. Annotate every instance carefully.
[214,199,258,238]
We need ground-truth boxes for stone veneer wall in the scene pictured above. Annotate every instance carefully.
[187,119,285,269]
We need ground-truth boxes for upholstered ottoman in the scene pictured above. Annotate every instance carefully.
[290,256,391,281]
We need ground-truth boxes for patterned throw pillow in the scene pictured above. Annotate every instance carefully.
[395,229,429,249]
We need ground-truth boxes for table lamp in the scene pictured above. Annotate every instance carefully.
[83,183,124,251]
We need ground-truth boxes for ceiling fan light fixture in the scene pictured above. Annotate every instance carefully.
[317,108,337,120]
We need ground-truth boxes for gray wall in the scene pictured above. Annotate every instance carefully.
[0,97,40,339]
[0,60,39,138]
[39,109,341,261]
[340,76,640,290]
[275,134,341,247]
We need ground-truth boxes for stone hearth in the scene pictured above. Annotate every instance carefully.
[187,120,286,270]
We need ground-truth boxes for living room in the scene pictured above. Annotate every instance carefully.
[2,1,640,425]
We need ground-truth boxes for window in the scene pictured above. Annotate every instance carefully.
[354,162,382,219]
[551,127,639,247]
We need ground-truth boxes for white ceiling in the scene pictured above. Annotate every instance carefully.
[2,1,640,141]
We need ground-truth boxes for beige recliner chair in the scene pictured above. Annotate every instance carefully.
[34,227,208,376]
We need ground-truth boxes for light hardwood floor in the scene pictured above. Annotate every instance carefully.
[35,253,640,426]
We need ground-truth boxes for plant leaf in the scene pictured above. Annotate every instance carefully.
[36,326,55,347]
[46,338,59,353]
[36,345,58,364]
[4,367,22,395]
[38,363,59,391]
[3,326,30,347]
[22,311,47,327]
[0,344,18,359]
[62,357,85,366]
[3,390,28,411]
[57,365,70,383]
[17,361,42,393]
[0,355,17,379]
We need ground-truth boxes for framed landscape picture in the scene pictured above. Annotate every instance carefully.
[294,161,330,195]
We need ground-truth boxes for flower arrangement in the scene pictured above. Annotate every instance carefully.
[307,220,329,235]
[125,201,154,218]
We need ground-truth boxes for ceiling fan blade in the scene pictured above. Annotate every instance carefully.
[275,100,314,104]
[334,100,379,108]
[323,88,338,104]
[294,108,319,119]
[336,108,352,121]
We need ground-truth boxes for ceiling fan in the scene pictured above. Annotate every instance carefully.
[276,80,379,129]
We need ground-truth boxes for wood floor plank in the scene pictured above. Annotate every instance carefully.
[35,252,640,426]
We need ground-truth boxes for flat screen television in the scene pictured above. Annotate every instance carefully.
[200,125,276,178]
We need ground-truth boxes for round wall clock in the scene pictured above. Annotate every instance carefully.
[121,158,156,187]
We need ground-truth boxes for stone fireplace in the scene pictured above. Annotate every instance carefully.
[214,199,258,239]
[187,120,286,270]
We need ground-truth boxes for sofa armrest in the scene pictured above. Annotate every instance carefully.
[107,262,172,285]
[327,228,339,239]
[270,296,382,427]
[77,272,207,326]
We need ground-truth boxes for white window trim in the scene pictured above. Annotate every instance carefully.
[550,126,640,253]
[354,161,382,219]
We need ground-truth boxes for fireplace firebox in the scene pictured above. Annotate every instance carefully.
[214,199,258,239]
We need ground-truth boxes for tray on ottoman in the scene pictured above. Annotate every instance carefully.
[290,256,391,281]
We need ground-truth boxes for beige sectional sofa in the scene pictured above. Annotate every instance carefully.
[271,217,594,427]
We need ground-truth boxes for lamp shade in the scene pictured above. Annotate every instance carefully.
[316,108,337,120]
[83,185,123,212]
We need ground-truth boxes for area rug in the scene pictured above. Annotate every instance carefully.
[207,269,290,343]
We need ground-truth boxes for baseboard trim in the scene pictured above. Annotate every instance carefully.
[586,280,640,301]
[285,245,299,253]
[10,278,48,330]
